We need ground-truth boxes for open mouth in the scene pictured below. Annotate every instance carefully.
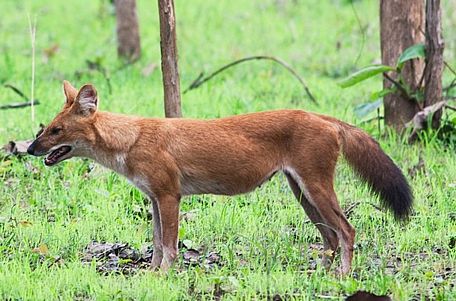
[44,145,72,166]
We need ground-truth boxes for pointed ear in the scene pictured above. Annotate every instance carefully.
[75,84,98,116]
[63,80,78,107]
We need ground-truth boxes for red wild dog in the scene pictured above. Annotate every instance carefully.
[27,81,413,274]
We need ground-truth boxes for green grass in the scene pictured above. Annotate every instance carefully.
[1,0,455,300]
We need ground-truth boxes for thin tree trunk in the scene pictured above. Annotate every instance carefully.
[158,0,182,118]
[424,0,444,128]
[115,0,141,62]
[380,0,424,131]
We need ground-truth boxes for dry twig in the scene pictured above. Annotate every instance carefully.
[184,55,317,104]
[1,84,40,110]
[0,101,40,110]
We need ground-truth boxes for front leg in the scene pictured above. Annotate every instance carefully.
[157,193,181,271]
[150,198,163,269]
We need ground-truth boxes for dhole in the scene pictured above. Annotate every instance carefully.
[27,81,412,274]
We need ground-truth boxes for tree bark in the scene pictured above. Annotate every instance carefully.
[115,0,141,63]
[158,0,182,118]
[380,0,424,131]
[424,0,444,129]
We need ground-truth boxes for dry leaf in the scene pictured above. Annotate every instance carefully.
[19,220,33,227]
[183,249,200,265]
[32,243,49,256]
[43,44,60,63]
[205,251,221,265]
[323,249,334,257]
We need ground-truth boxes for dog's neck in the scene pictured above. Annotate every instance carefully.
[86,112,142,175]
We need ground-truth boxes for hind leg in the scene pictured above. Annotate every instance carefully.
[285,173,339,269]
[286,168,355,275]
[306,183,355,275]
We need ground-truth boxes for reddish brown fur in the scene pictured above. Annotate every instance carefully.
[27,82,412,274]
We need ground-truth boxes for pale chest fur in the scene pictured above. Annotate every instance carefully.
[93,151,155,197]
[92,151,129,176]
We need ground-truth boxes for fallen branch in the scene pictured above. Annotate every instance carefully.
[2,84,40,109]
[2,124,45,155]
[183,55,317,104]
[344,202,360,219]
[2,140,33,155]
[367,202,383,212]
[407,100,447,143]
[0,100,40,110]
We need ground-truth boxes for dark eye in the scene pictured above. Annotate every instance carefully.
[50,127,63,135]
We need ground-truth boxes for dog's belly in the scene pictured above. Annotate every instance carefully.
[179,169,279,196]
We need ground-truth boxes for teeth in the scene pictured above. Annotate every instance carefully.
[45,146,71,165]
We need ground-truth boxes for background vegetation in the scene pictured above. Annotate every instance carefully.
[0,0,455,300]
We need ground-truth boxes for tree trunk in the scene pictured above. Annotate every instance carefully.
[115,0,141,62]
[380,0,425,131]
[158,0,182,118]
[424,0,444,129]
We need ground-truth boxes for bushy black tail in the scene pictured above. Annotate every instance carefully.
[338,122,413,220]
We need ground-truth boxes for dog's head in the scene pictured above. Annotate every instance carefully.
[27,81,99,166]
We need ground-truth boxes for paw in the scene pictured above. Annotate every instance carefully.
[335,265,351,277]
[160,248,177,272]
[151,251,163,270]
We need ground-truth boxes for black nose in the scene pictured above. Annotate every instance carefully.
[27,141,36,155]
